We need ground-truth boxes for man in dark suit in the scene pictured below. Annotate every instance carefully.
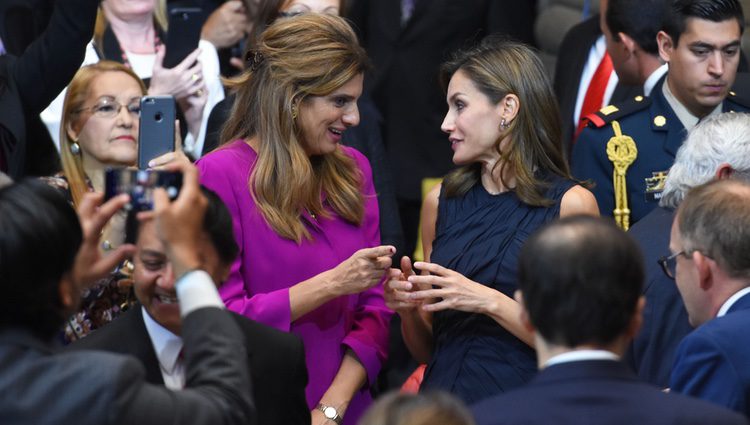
[572,0,750,229]
[669,179,750,416]
[70,187,310,425]
[626,112,750,388]
[553,10,639,154]
[0,161,255,424]
[471,215,747,425]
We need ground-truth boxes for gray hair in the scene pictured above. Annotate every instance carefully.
[660,112,750,209]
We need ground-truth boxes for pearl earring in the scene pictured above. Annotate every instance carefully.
[499,119,510,130]
[70,142,81,155]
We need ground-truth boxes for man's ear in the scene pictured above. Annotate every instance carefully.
[693,251,714,292]
[619,32,637,57]
[715,163,735,180]
[657,30,675,63]
[58,274,76,309]
[627,296,646,339]
[514,290,535,333]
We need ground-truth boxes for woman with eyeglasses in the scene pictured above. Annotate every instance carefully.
[41,0,224,159]
[43,60,181,344]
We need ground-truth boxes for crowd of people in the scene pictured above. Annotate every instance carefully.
[1,0,750,424]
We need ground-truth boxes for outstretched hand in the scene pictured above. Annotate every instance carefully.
[406,261,500,314]
[72,192,136,289]
[327,245,395,296]
[384,256,423,312]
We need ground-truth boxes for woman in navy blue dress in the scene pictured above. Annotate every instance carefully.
[384,38,599,404]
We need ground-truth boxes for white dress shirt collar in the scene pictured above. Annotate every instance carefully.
[544,349,620,369]
[142,307,185,390]
[717,286,750,317]
[643,64,668,97]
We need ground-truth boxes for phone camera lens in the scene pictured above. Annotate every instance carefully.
[154,112,163,122]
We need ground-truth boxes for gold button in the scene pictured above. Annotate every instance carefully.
[730,91,736,96]
[635,96,644,102]
[653,115,666,127]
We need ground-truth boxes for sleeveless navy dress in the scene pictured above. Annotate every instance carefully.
[420,176,575,404]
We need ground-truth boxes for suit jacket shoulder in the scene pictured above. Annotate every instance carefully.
[671,294,750,416]
[472,360,747,425]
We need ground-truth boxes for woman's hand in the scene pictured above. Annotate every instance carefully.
[149,45,205,101]
[326,245,395,297]
[384,256,423,313]
[406,261,501,314]
[177,86,207,140]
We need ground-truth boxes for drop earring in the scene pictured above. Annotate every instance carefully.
[70,141,81,155]
[291,102,299,120]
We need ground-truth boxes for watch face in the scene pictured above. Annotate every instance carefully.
[323,406,337,419]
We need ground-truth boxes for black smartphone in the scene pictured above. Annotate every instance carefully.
[138,95,176,170]
[163,7,203,69]
[104,168,183,212]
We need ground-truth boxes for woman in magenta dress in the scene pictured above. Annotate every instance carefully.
[196,14,394,425]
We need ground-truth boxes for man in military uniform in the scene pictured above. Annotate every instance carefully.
[572,0,750,229]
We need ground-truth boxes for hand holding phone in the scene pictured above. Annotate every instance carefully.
[104,168,183,212]
[163,7,203,69]
[138,95,176,170]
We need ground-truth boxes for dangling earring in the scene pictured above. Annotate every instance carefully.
[499,118,510,130]
[291,102,299,120]
[70,141,81,155]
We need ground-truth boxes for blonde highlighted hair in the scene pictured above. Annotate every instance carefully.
[60,61,147,207]
[221,13,369,243]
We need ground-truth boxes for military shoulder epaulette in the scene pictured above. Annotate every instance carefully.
[583,95,652,129]
[726,89,750,110]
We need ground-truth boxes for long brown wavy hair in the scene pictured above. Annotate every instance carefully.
[60,61,147,207]
[440,37,573,207]
[221,13,369,243]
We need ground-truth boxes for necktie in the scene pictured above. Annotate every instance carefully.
[575,52,614,140]
[401,0,416,25]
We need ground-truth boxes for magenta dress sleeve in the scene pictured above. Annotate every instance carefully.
[341,149,394,386]
[196,145,293,331]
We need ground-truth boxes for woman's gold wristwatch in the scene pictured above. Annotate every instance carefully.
[316,403,342,425]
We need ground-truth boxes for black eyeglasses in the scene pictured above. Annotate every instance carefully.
[657,250,688,279]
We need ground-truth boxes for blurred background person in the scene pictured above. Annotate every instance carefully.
[358,391,475,425]
[41,0,223,159]
[197,14,394,425]
[69,187,310,425]
[472,215,747,425]
[385,38,598,404]
[0,0,99,181]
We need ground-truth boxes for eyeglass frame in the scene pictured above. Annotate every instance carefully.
[74,97,141,119]
[657,250,690,280]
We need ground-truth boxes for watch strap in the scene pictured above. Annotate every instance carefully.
[316,403,343,425]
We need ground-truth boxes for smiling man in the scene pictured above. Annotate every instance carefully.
[572,0,750,228]
[69,188,310,425]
